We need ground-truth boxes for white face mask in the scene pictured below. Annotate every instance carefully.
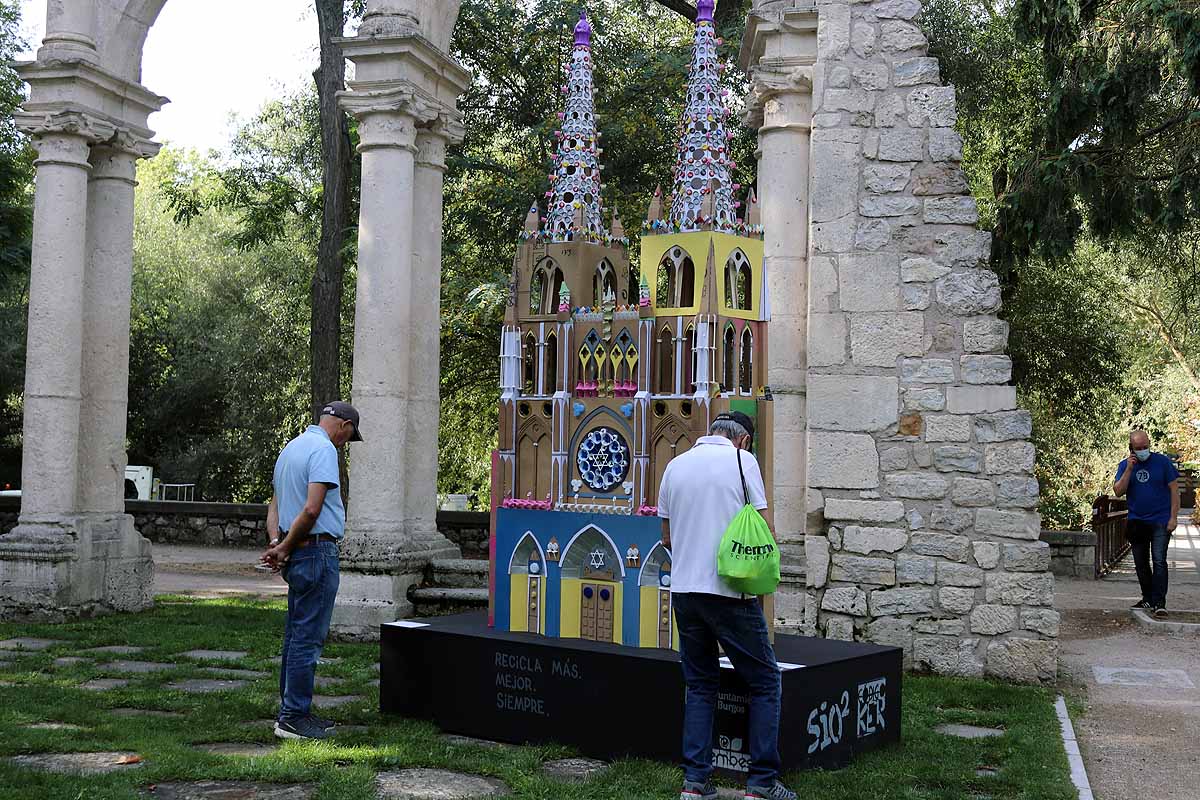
[1134,448,1151,461]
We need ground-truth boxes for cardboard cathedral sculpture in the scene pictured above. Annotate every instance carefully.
[489,4,774,648]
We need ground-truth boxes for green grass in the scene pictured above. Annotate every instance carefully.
[0,598,1077,799]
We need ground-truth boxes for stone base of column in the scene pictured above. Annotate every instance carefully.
[0,514,153,622]
[331,522,461,641]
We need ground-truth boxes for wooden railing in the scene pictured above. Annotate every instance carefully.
[1091,495,1129,578]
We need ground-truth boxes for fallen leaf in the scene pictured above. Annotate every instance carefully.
[116,755,142,765]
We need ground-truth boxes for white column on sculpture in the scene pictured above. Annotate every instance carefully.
[345,106,420,554]
[17,118,98,524]
[741,8,817,552]
[406,126,451,543]
[77,141,153,514]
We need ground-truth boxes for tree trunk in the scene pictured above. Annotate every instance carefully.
[313,0,353,497]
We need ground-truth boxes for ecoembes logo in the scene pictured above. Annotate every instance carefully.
[728,540,775,559]
[711,735,750,773]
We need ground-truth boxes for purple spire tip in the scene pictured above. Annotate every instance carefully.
[574,10,592,47]
[696,0,714,23]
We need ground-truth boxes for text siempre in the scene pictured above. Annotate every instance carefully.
[494,651,582,717]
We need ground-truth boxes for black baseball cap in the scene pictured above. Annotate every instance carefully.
[322,401,363,442]
[714,410,755,444]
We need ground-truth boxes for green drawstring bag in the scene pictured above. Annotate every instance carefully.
[716,449,781,596]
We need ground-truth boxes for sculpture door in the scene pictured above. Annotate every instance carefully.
[580,582,615,643]
[528,576,541,634]
[657,589,672,649]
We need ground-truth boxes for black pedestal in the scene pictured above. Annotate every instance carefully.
[380,612,901,775]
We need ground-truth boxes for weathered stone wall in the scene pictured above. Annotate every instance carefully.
[1041,530,1097,579]
[803,0,1057,681]
[0,497,490,557]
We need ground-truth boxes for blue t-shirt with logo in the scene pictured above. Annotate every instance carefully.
[274,425,345,538]
[1115,452,1179,526]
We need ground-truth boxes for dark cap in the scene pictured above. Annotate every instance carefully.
[713,410,755,443]
[322,401,363,442]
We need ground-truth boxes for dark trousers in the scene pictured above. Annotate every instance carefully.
[278,540,340,720]
[673,592,781,789]
[1128,521,1171,607]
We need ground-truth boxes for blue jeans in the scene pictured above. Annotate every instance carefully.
[279,540,340,721]
[1128,521,1170,607]
[673,592,781,789]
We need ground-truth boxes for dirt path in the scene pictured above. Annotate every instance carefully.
[1056,514,1200,800]
[153,543,287,598]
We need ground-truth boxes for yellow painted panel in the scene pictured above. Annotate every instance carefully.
[560,578,582,639]
[639,586,658,648]
[712,232,766,320]
[672,606,680,651]
[641,232,713,316]
[612,581,624,644]
[509,574,529,633]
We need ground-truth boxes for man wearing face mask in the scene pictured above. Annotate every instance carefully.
[1113,429,1180,618]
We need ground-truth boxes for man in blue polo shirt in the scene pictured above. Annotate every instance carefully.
[261,401,362,740]
[1114,429,1180,618]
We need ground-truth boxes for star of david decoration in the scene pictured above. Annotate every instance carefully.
[588,548,607,570]
[576,426,631,492]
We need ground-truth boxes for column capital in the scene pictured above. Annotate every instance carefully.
[739,4,818,129]
[341,85,440,152]
[89,136,153,185]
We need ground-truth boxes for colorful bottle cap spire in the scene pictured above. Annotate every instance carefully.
[544,9,607,242]
[574,9,592,47]
[666,1,736,233]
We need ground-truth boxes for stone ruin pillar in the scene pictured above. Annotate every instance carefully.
[740,1,819,624]
[0,50,164,619]
[743,0,1058,681]
[332,0,471,638]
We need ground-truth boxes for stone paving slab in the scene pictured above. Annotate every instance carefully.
[200,667,270,679]
[180,650,249,662]
[1091,666,1196,689]
[313,676,344,689]
[53,657,89,667]
[238,719,278,729]
[81,678,131,691]
[0,638,61,651]
[935,723,1005,739]
[441,735,508,750]
[167,679,248,693]
[196,742,280,757]
[542,757,607,782]
[139,780,315,799]
[109,708,185,719]
[107,660,175,674]
[25,722,85,732]
[376,769,510,799]
[80,645,145,655]
[311,694,363,708]
[8,751,143,774]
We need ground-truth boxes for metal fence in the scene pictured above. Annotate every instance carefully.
[1091,495,1129,578]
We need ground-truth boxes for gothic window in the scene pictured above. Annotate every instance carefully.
[529,269,545,315]
[524,331,538,395]
[628,265,640,305]
[546,331,559,393]
[549,267,565,313]
[739,326,753,395]
[683,324,696,393]
[533,257,564,314]
[657,247,695,308]
[583,330,602,384]
[722,323,736,393]
[725,250,752,311]
[593,260,617,306]
[657,324,675,395]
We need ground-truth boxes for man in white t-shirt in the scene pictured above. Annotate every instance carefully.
[658,412,794,800]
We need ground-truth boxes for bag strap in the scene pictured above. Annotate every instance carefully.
[735,448,749,506]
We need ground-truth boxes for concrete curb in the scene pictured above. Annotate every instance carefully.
[1131,607,1200,636]
[1055,695,1094,800]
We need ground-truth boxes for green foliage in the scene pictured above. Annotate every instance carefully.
[130,149,312,501]
[0,0,32,485]
[998,0,1200,263]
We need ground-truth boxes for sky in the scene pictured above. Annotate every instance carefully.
[17,0,321,154]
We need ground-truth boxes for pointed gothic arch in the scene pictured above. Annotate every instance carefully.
[739,325,754,395]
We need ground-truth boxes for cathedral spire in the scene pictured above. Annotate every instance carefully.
[666,0,737,233]
[544,10,606,242]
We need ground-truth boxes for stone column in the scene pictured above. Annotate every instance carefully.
[15,116,97,525]
[78,139,156,514]
[405,124,459,545]
[740,7,818,557]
